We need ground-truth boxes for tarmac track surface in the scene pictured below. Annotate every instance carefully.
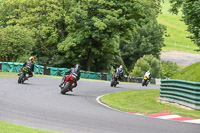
[0,77,200,133]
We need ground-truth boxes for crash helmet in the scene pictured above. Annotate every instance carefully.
[119,65,123,69]
[29,56,34,61]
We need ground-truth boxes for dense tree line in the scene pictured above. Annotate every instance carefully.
[0,0,166,75]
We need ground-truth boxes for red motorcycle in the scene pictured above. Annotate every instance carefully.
[111,73,119,87]
[60,73,77,94]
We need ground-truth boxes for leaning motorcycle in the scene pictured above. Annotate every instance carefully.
[18,67,29,84]
[142,76,149,86]
[111,73,119,87]
[60,73,77,94]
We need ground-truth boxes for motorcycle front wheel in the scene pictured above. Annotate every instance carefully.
[61,82,71,94]
[142,80,146,86]
[111,79,115,87]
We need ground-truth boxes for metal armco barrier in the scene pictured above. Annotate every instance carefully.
[160,79,200,110]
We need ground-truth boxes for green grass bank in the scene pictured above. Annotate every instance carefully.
[0,72,62,79]
[0,121,60,133]
[172,62,200,82]
[158,0,199,53]
[100,90,200,119]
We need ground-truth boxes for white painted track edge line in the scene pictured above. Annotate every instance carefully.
[96,94,200,124]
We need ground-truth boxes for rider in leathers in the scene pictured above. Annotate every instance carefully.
[114,65,124,84]
[144,70,151,81]
[22,57,35,78]
[59,64,81,91]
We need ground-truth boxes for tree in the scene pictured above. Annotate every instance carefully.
[161,61,179,79]
[0,0,69,66]
[0,25,35,62]
[130,54,161,78]
[169,0,200,47]
[119,0,165,71]
[0,0,165,72]
[120,20,165,71]
[58,0,148,71]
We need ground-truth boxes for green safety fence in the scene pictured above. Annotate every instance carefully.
[49,67,70,76]
[0,62,123,82]
[1,62,23,73]
[80,71,102,80]
[1,62,44,74]
[160,79,200,110]
[34,64,44,74]
[107,74,113,81]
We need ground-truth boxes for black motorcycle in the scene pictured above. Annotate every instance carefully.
[142,76,149,86]
[18,67,29,84]
[111,73,119,87]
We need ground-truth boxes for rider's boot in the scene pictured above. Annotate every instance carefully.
[59,77,66,87]
[59,82,63,87]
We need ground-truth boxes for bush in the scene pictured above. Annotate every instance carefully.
[161,61,179,79]
[0,26,35,62]
[130,54,161,78]
[171,62,200,82]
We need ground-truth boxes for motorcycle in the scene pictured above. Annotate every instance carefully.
[111,73,119,87]
[142,76,149,86]
[60,73,77,94]
[18,67,29,84]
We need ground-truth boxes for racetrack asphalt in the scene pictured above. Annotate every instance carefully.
[0,77,200,133]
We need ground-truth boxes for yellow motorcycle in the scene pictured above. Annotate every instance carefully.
[142,76,149,86]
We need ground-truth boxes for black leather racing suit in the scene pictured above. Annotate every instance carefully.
[23,60,34,77]
[59,67,81,89]
[114,68,124,80]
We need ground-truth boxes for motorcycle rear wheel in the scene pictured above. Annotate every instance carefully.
[18,74,24,84]
[113,83,117,87]
[111,80,115,87]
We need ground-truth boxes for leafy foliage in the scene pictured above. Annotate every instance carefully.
[0,25,35,62]
[58,0,148,71]
[0,0,69,65]
[120,20,165,70]
[0,0,165,73]
[130,54,161,78]
[171,62,200,82]
[161,61,179,79]
[169,0,200,47]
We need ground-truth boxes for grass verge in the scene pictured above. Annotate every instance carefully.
[100,90,200,119]
[0,121,61,133]
[158,0,199,53]
[172,62,200,82]
[0,72,110,82]
[0,72,62,79]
